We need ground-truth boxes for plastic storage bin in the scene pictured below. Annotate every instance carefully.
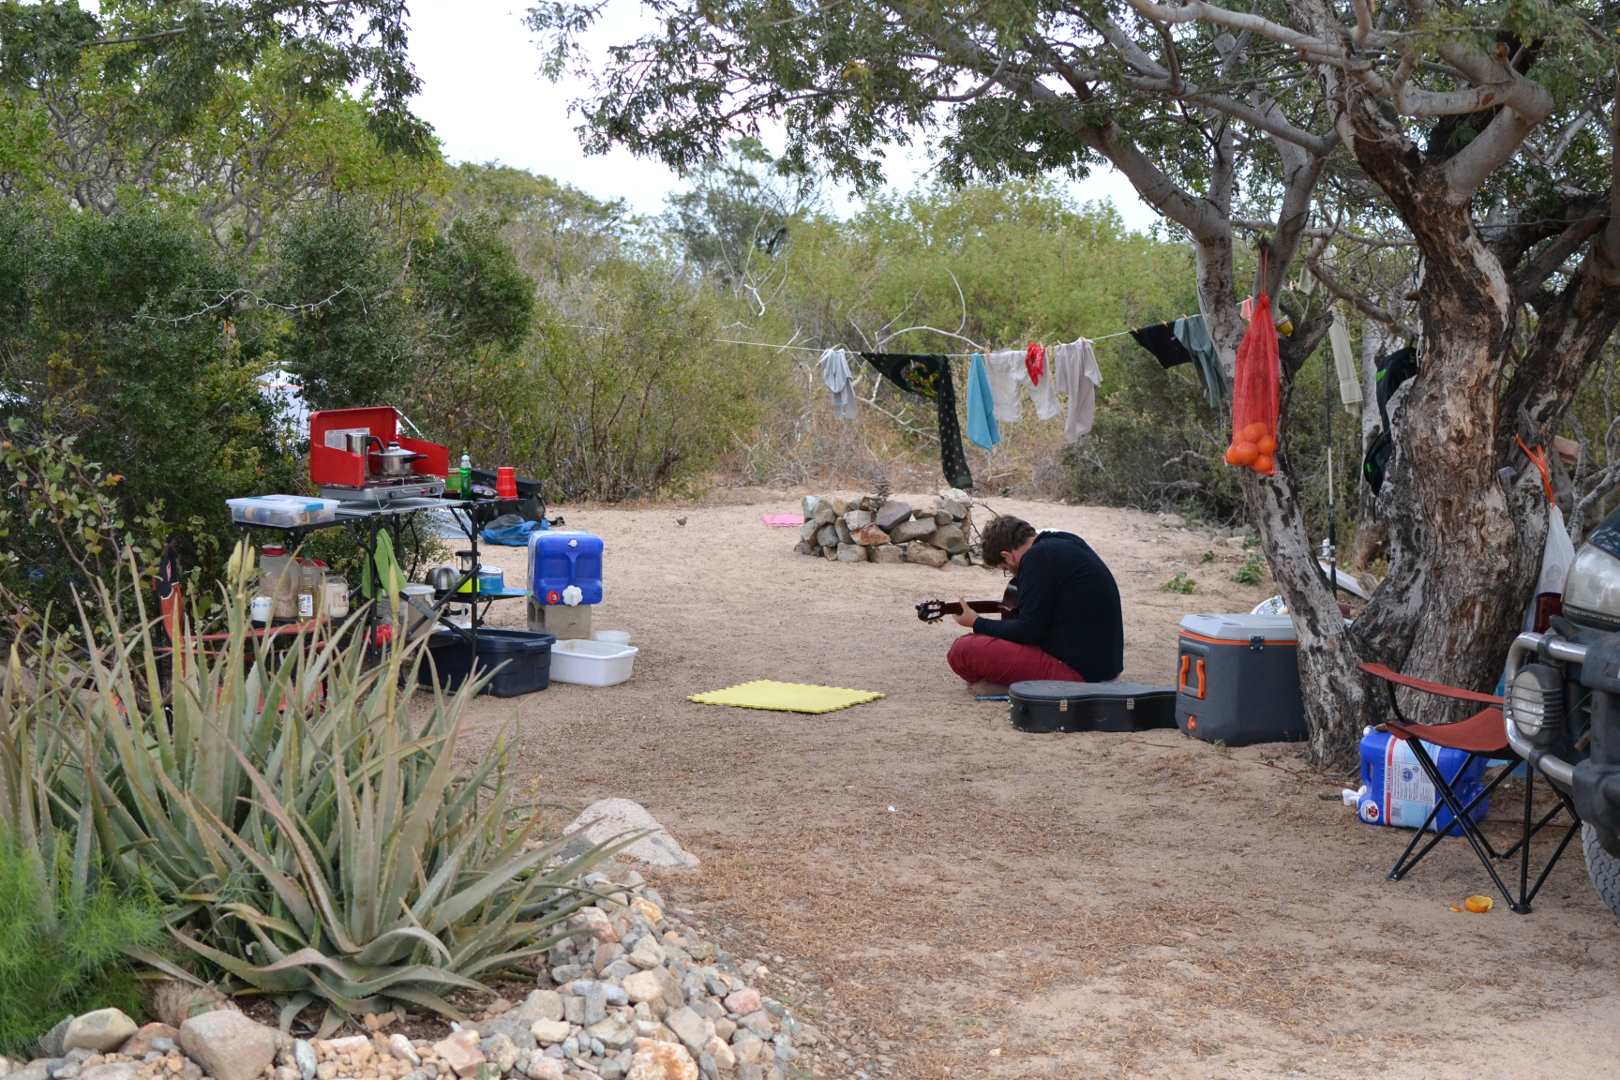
[530,531,604,605]
[1357,728,1489,835]
[1174,613,1306,745]
[548,638,637,686]
[419,629,554,697]
[228,495,340,527]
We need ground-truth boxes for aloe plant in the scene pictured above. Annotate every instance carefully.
[0,547,618,1030]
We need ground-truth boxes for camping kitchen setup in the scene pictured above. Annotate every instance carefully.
[226,406,634,695]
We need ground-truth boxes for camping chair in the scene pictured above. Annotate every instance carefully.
[1359,663,1581,913]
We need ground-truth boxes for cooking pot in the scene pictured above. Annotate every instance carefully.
[372,440,422,477]
[426,566,457,593]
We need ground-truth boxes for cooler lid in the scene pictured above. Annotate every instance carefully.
[1010,680,1175,700]
[1178,613,1298,643]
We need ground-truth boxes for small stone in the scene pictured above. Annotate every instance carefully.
[738,1012,773,1039]
[792,541,813,556]
[512,991,565,1027]
[179,1012,279,1080]
[835,543,867,563]
[524,1059,565,1080]
[873,501,912,532]
[1160,513,1187,528]
[429,1032,484,1079]
[721,989,760,1017]
[870,544,904,564]
[888,518,935,544]
[624,1040,697,1080]
[905,542,948,568]
[479,1036,518,1076]
[842,510,873,532]
[37,1018,74,1060]
[527,1022,570,1048]
[118,1027,180,1060]
[853,524,889,546]
[814,524,838,549]
[272,1068,298,1080]
[811,504,837,526]
[621,970,664,1005]
[562,997,586,1026]
[66,1013,139,1056]
[729,1034,764,1065]
[929,524,968,554]
[315,1067,337,1080]
[949,553,971,566]
[78,1066,138,1080]
[293,1043,317,1080]
[583,987,608,1027]
[820,544,838,561]
[660,1010,708,1059]
[52,1066,80,1080]
[834,520,853,545]
[586,1021,635,1053]
[700,1039,733,1073]
[627,939,665,971]
[386,1037,419,1069]
[825,496,849,515]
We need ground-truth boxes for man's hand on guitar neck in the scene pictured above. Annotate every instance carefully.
[951,597,977,628]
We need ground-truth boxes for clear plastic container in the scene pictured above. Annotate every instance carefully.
[324,574,349,618]
[261,547,297,620]
[228,495,341,528]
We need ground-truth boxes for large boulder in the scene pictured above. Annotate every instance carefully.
[179,1011,278,1080]
[873,501,912,532]
[889,518,936,544]
[930,524,969,555]
[906,542,948,568]
[563,799,699,868]
[871,544,905,564]
[842,510,873,531]
[853,524,889,546]
[625,1039,697,1080]
[835,543,867,563]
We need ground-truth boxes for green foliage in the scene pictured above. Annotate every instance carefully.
[1233,552,1266,586]
[2,554,618,1027]
[1161,572,1196,595]
[0,827,164,1058]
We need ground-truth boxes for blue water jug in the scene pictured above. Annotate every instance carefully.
[529,531,603,605]
[1357,728,1489,836]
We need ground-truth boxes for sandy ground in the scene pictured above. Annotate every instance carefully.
[438,495,1620,1079]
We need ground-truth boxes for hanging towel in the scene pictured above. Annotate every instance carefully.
[965,353,1002,449]
[1172,314,1228,409]
[1130,323,1194,369]
[1240,296,1255,321]
[1328,313,1362,415]
[1048,338,1103,442]
[861,353,973,489]
[984,349,1028,423]
[820,346,858,421]
[1026,345,1062,421]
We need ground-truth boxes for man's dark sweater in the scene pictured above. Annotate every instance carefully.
[971,531,1123,681]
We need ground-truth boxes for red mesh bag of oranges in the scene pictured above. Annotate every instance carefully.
[1224,291,1281,475]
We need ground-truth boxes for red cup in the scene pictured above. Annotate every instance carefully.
[496,466,518,498]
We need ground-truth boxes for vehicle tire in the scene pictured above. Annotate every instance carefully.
[1582,824,1620,919]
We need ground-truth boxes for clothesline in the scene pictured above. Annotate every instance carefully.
[567,324,1138,355]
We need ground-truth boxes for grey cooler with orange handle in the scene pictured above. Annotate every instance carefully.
[1175,613,1307,745]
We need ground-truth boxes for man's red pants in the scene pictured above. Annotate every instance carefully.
[947,633,1084,685]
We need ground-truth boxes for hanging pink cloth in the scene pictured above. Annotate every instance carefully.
[1025,342,1046,386]
[1239,296,1255,321]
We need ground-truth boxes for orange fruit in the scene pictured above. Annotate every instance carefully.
[1253,454,1274,473]
[1244,421,1268,441]
[1230,441,1259,465]
[1223,447,1243,466]
[1463,895,1493,913]
[1257,435,1276,454]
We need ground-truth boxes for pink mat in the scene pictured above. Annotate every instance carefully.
[761,515,805,527]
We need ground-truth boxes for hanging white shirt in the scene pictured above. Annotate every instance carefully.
[1049,338,1103,442]
[820,347,857,421]
[1026,348,1063,421]
[983,349,1027,423]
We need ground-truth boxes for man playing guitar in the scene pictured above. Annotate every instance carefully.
[944,515,1123,695]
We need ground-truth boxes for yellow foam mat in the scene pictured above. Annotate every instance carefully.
[688,680,884,714]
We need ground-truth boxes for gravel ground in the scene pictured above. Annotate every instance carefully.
[435,493,1620,1080]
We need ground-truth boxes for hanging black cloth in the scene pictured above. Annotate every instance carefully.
[1130,323,1195,369]
[860,353,973,490]
[152,542,182,648]
[1362,346,1420,494]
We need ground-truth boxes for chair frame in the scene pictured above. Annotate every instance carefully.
[1363,664,1581,914]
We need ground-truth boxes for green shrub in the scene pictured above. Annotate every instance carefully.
[1161,572,1197,594]
[2,550,620,1030]
[0,827,164,1058]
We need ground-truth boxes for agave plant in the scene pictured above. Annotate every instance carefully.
[0,547,622,1031]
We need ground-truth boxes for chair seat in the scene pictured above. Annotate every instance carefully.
[1386,707,1510,755]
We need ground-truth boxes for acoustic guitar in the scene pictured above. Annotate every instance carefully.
[915,583,1019,623]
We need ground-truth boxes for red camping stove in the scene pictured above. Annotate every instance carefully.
[309,407,449,503]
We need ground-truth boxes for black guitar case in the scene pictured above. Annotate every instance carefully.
[1008,681,1178,733]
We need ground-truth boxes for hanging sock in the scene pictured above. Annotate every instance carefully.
[1025,342,1046,385]
[1172,314,1227,409]
[1130,323,1195,369]
[820,346,858,421]
[1327,313,1362,415]
[1048,338,1102,442]
[861,353,973,489]
[965,354,1001,449]
[984,349,1028,422]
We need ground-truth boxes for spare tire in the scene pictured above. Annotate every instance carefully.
[1582,824,1620,920]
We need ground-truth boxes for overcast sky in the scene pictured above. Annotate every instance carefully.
[405,0,1159,230]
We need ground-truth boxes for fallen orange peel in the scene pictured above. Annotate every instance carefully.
[1463,895,1493,913]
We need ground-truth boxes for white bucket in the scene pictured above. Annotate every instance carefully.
[592,630,632,646]
[402,584,436,637]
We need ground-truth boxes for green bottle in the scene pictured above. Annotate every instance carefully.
[460,450,472,500]
[444,464,460,497]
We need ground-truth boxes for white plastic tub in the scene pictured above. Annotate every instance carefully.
[549,638,638,686]
[592,630,631,645]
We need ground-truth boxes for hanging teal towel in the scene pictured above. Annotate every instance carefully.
[965,353,1001,449]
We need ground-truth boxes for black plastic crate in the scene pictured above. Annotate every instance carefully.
[420,629,554,697]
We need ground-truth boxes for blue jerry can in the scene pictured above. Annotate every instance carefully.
[528,531,604,605]
[1358,728,1489,836]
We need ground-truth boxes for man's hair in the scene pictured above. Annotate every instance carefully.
[980,515,1037,568]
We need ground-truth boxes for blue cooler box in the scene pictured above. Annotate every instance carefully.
[529,530,603,605]
[1358,728,1489,835]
